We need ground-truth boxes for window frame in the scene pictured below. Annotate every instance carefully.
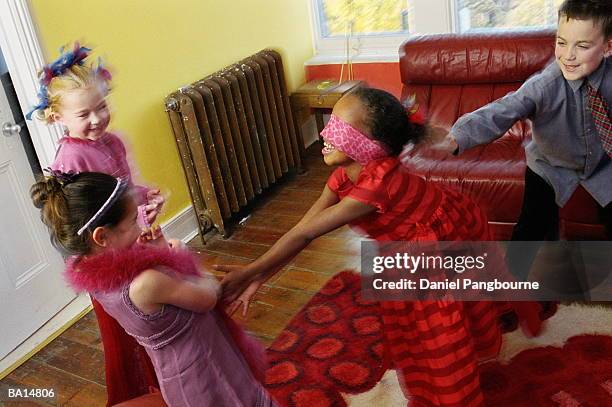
[309,0,416,63]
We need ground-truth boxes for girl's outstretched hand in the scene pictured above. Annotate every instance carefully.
[214,264,255,303]
[224,280,263,317]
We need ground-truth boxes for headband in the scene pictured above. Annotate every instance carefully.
[320,114,389,165]
[26,42,112,120]
[77,177,126,236]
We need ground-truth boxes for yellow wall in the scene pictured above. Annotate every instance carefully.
[29,0,313,223]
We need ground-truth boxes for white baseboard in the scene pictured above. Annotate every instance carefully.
[161,204,199,243]
[0,205,199,379]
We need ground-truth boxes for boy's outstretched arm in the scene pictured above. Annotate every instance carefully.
[450,76,541,154]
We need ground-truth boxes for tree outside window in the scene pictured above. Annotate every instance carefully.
[318,0,410,37]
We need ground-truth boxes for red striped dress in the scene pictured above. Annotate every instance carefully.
[327,157,545,407]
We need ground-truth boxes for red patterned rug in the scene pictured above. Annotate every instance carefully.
[263,271,609,406]
[264,271,388,406]
[480,334,612,407]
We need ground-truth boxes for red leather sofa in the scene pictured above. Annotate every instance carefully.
[399,29,607,240]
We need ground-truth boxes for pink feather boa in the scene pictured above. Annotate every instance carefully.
[64,244,267,382]
[64,244,199,292]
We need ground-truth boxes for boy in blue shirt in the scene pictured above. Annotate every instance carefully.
[447,0,612,241]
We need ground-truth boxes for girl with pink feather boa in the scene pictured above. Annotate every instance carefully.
[30,171,274,407]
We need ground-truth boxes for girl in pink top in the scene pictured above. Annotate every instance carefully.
[28,43,162,226]
[27,43,164,405]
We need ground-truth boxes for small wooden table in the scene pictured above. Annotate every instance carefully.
[291,79,364,134]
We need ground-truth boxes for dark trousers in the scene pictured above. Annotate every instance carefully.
[510,167,612,240]
[507,168,612,284]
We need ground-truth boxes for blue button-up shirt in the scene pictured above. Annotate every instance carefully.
[452,57,611,207]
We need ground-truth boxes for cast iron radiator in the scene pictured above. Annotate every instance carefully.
[165,50,303,239]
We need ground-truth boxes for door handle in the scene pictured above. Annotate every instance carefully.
[2,121,22,137]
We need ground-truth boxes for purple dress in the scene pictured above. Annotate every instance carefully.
[94,285,272,406]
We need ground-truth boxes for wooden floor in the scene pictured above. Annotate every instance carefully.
[1,144,361,406]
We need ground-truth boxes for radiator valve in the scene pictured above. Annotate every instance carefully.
[165,98,179,112]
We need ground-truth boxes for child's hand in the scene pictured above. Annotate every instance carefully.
[224,279,263,317]
[214,264,255,303]
[144,189,165,225]
[427,129,458,155]
[440,133,459,155]
[401,130,458,166]
[138,225,167,248]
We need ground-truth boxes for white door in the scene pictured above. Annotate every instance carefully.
[0,72,75,360]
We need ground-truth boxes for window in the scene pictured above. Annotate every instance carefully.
[311,0,414,62]
[454,0,564,33]
[317,0,410,37]
[310,0,562,62]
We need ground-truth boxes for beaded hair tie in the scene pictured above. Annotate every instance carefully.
[43,167,78,186]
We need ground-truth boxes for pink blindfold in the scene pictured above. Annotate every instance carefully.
[320,115,389,165]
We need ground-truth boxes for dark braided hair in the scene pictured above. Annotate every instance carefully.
[30,172,129,255]
[350,87,426,156]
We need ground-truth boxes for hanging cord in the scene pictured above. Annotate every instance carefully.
[339,2,355,84]
[348,19,354,80]
[339,20,348,84]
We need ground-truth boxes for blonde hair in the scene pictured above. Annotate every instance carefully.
[36,64,111,124]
